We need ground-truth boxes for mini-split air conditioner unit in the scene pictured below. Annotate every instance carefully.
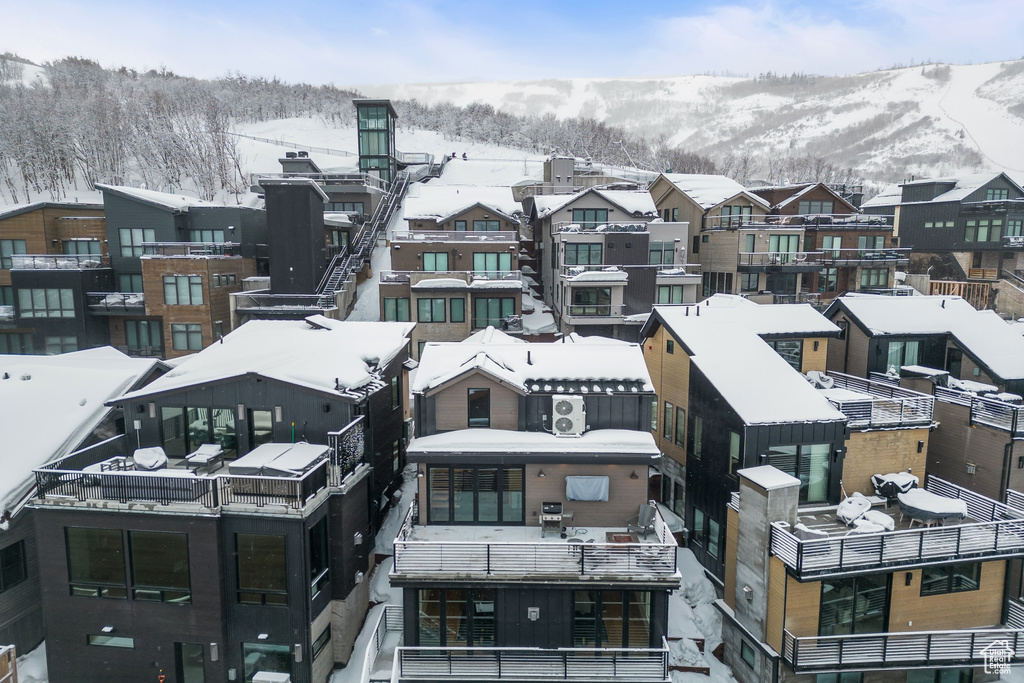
[551,394,585,437]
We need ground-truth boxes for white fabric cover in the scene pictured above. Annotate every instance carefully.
[565,475,610,502]
[133,447,168,471]
[187,443,223,464]
[836,492,872,525]
[861,510,896,531]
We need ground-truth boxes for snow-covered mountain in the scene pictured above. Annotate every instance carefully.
[360,60,1024,180]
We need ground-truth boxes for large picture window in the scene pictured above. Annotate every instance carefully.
[171,323,203,351]
[571,208,608,228]
[384,297,410,322]
[119,228,155,258]
[423,252,449,271]
[236,534,287,605]
[564,243,602,266]
[768,339,803,371]
[129,531,190,603]
[163,275,203,305]
[241,642,291,683]
[474,297,515,328]
[472,252,512,276]
[884,339,920,371]
[766,444,830,503]
[66,528,126,599]
[570,287,612,316]
[472,220,500,232]
[18,288,74,318]
[0,541,27,593]
[920,563,980,596]
[161,406,236,458]
[819,574,888,635]
[427,465,524,524]
[573,590,651,648]
[418,588,495,646]
[417,298,446,323]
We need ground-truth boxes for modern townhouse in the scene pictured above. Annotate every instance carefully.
[381,329,680,683]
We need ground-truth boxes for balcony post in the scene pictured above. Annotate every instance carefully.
[487,544,491,575]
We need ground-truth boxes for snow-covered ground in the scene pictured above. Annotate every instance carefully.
[15,641,47,683]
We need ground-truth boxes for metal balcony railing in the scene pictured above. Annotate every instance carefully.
[86,292,146,314]
[10,253,108,269]
[782,627,1024,672]
[566,304,627,319]
[770,476,1024,578]
[934,387,1024,435]
[553,221,651,233]
[140,242,241,257]
[705,213,894,230]
[1002,235,1024,248]
[392,230,519,242]
[737,251,822,267]
[328,416,366,486]
[380,270,523,286]
[251,171,389,193]
[396,639,670,682]
[824,372,934,428]
[393,501,677,579]
[818,248,910,265]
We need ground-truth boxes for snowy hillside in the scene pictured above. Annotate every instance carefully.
[360,60,1024,178]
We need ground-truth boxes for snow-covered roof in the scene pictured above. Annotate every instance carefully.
[117,316,416,402]
[413,333,653,394]
[773,183,857,212]
[827,294,1024,380]
[0,348,163,516]
[897,173,1022,205]
[407,428,659,460]
[648,294,840,337]
[96,183,222,211]
[662,173,770,211]
[403,184,521,222]
[738,465,801,491]
[0,200,103,221]
[860,183,902,209]
[532,187,658,219]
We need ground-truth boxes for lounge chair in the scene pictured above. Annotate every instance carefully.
[627,503,657,539]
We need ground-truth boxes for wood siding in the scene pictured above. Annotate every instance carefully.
[842,427,930,497]
[783,574,821,638]
[888,561,1006,632]
[766,556,787,652]
[724,505,739,609]
[524,463,648,528]
[0,205,105,287]
[433,372,520,432]
[642,325,690,472]
[800,338,829,373]
[928,400,1012,499]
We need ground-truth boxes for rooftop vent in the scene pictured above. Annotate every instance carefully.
[285,152,297,159]
[298,151,309,158]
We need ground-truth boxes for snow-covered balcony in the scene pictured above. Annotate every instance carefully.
[86,291,146,315]
[140,241,242,258]
[934,386,1024,435]
[819,371,934,429]
[737,250,823,268]
[251,171,389,193]
[769,477,1024,579]
[553,221,651,234]
[391,230,519,243]
[10,253,109,269]
[782,627,1024,672]
[818,247,910,266]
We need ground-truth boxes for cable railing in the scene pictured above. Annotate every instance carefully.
[391,230,519,242]
[825,372,934,428]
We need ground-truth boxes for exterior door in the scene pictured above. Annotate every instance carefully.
[946,348,963,379]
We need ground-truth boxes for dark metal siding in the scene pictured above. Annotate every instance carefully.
[102,193,180,275]
[11,267,114,350]
[264,184,327,294]
[0,510,45,654]
[522,394,651,432]
[329,471,372,599]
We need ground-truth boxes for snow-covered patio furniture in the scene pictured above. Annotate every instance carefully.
[897,488,969,527]
[186,443,224,474]
[871,472,919,507]
[133,447,168,471]
[836,492,872,525]
[861,509,895,531]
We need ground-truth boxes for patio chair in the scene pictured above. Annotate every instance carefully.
[627,503,657,539]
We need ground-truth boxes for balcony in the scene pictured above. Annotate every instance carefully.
[10,254,108,270]
[705,213,893,230]
[1002,235,1024,249]
[87,292,146,315]
[381,270,523,291]
[251,171,389,193]
[0,305,13,322]
[934,387,1024,435]
[392,501,679,584]
[114,345,163,358]
[561,265,630,284]
[782,628,1024,672]
[396,640,670,682]
[564,303,627,322]
[737,251,822,269]
[818,248,910,266]
[822,372,934,429]
[392,230,519,243]
[232,292,336,315]
[769,477,1024,579]
[553,221,651,234]
[140,242,241,258]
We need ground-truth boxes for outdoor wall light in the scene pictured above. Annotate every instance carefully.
[917,440,925,453]
[417,468,425,479]
[537,469,546,478]
[629,470,639,480]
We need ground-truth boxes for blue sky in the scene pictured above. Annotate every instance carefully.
[5,0,1023,85]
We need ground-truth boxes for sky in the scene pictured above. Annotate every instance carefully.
[4,0,1024,86]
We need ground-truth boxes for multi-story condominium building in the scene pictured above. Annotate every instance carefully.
[750,183,863,217]
[29,317,415,683]
[824,293,1024,395]
[525,187,696,338]
[383,330,680,683]
[0,348,166,657]
[721,461,1024,682]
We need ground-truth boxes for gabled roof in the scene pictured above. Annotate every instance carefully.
[0,201,103,221]
[0,348,166,516]
[403,185,521,223]
[640,294,840,339]
[116,316,415,402]
[773,183,858,213]
[413,331,654,395]
[531,187,658,220]
[96,184,222,212]
[897,173,1024,205]
[824,294,1024,381]
[659,173,770,211]
[860,183,902,209]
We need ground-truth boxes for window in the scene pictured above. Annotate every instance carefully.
[62,239,100,255]
[663,402,673,440]
[692,508,705,546]
[18,288,74,318]
[740,639,756,668]
[119,273,143,292]
[701,272,733,297]
[857,235,884,254]
[819,268,838,293]
[474,297,515,328]
[564,243,602,266]
[44,336,77,354]
[450,298,466,323]
[657,285,684,304]
[860,267,888,289]
[468,388,490,428]
[0,542,27,593]
[885,339,920,370]
[571,208,608,228]
[88,635,135,648]
[920,563,980,596]
[171,324,203,351]
[175,642,205,683]
[163,275,203,305]
[744,234,755,254]
[768,339,803,371]
[769,234,800,262]
[819,574,887,635]
[423,252,449,271]
[666,339,674,354]
[570,287,612,316]
[907,670,973,683]
[358,130,389,156]
[965,219,1001,242]
[312,625,331,660]
[573,590,651,648]
[309,519,330,600]
[211,273,237,287]
[384,297,411,321]
[650,396,658,432]
[708,518,720,558]
[427,466,523,524]
[798,200,834,215]
[767,444,830,503]
[649,241,675,265]
[816,674,863,683]
[66,527,126,598]
[821,235,842,258]
[674,407,685,447]
[721,205,752,227]
[189,229,225,243]
[241,642,291,683]
[986,188,1009,201]
[0,285,11,306]
[125,320,161,354]
[740,273,759,292]
[729,431,741,476]
[419,588,496,646]
[236,533,287,605]
[692,415,703,458]
[0,333,32,354]
[923,221,955,229]
[129,531,190,603]
[390,375,401,411]
[0,239,26,269]
[472,252,512,275]
[119,228,155,258]
[325,201,364,213]
[454,220,467,231]
[473,220,500,231]
[417,298,446,323]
